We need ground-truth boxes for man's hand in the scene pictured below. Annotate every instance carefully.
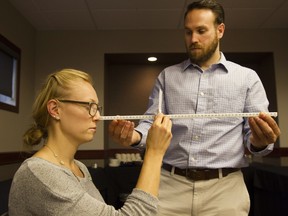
[249,112,281,149]
[108,119,141,147]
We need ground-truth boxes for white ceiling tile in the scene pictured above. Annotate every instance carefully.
[32,0,87,11]
[136,0,186,10]
[87,0,186,10]
[8,0,288,30]
[9,0,38,12]
[86,0,137,10]
[263,8,288,28]
[92,9,182,30]
[262,0,288,28]
[22,12,51,30]
[43,11,95,30]
[280,0,288,9]
[136,10,183,29]
[217,0,285,9]
[225,8,275,29]
[91,10,136,29]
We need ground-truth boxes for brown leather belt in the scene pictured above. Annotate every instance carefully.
[162,163,240,181]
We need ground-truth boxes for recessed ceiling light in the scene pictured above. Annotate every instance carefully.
[148,57,157,62]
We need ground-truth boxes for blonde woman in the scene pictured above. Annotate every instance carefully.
[9,69,172,216]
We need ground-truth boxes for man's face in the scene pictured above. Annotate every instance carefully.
[184,9,224,66]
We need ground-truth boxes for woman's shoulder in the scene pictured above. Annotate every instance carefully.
[14,157,86,198]
[21,157,69,176]
[15,157,80,188]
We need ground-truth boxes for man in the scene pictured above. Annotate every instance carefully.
[109,0,281,215]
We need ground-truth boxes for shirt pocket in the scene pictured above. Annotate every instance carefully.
[212,91,245,113]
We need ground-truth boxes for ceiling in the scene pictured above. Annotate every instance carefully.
[9,0,288,31]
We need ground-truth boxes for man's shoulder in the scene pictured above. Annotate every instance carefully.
[224,59,255,73]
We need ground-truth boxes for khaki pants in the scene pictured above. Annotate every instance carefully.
[157,169,250,216]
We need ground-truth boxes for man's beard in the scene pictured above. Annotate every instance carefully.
[187,35,219,66]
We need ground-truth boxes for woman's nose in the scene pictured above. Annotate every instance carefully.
[93,111,101,121]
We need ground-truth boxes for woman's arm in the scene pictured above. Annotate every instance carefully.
[135,113,172,196]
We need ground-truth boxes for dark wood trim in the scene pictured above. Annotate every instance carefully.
[244,147,288,157]
[0,149,141,165]
[266,147,288,157]
[0,151,33,165]
[75,148,141,160]
[1,147,287,165]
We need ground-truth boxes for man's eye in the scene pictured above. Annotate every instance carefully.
[198,29,206,34]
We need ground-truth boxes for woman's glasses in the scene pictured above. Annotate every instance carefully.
[57,99,102,117]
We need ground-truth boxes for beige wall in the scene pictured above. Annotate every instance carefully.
[34,30,185,151]
[0,1,36,180]
[0,0,287,156]
[0,0,36,152]
[35,29,288,150]
[222,29,288,148]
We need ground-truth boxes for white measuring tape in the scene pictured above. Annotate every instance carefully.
[99,112,278,121]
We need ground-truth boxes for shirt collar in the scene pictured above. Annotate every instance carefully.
[183,52,229,73]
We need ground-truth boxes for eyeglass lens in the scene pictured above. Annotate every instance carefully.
[89,103,101,116]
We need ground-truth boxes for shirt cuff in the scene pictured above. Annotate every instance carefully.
[247,142,274,156]
[132,129,146,149]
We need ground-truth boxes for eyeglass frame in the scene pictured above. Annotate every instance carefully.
[56,99,102,117]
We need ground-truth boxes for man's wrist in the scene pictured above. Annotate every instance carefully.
[251,144,266,152]
[131,131,142,147]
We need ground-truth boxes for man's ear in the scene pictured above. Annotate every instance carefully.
[47,99,60,120]
[217,23,225,39]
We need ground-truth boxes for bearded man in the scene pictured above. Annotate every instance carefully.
[108,1,281,215]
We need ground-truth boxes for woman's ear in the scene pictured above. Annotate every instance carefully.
[47,99,60,120]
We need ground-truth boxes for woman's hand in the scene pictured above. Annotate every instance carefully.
[146,113,172,156]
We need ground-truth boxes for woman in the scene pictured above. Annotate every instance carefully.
[9,69,172,216]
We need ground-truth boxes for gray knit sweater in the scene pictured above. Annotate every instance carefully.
[8,157,158,216]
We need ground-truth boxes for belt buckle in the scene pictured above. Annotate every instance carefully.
[185,168,200,180]
[186,169,213,181]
